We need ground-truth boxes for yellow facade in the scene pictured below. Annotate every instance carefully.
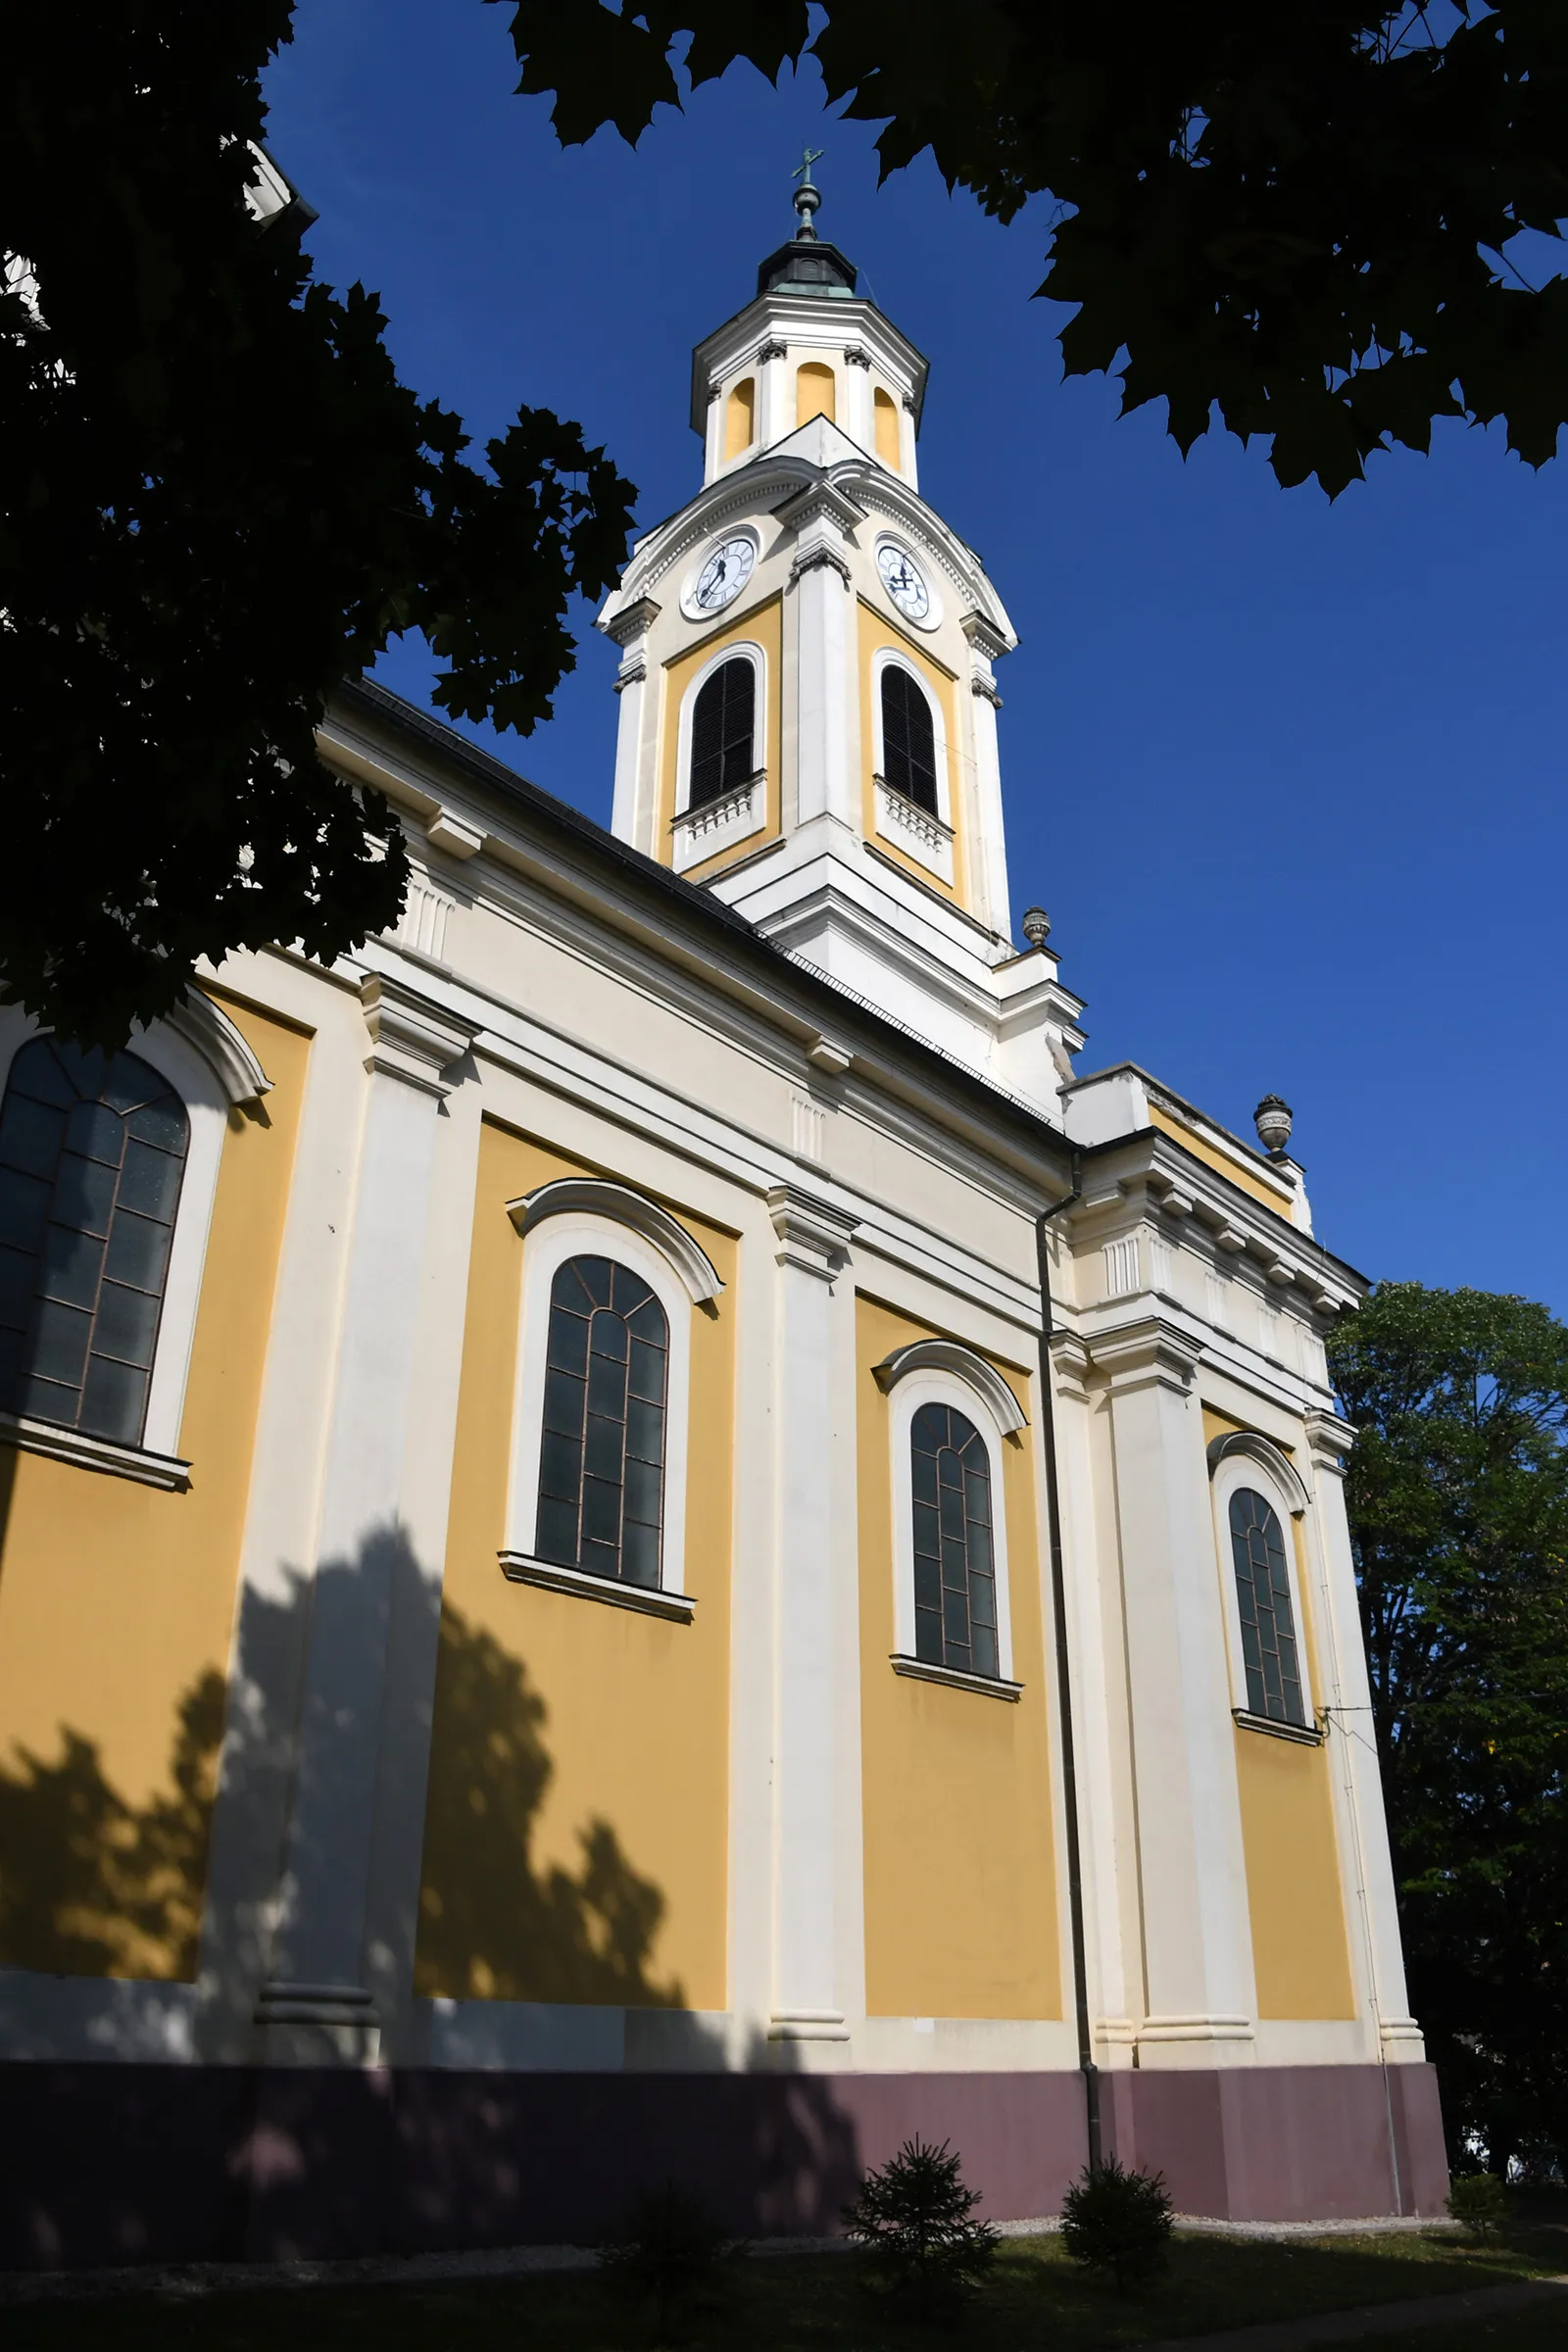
[874,386,901,470]
[857,601,968,911]
[0,994,308,1980]
[856,1297,1060,2021]
[1148,1105,1288,1213]
[1202,1405,1355,2019]
[656,595,783,884]
[724,376,755,459]
[1235,1727,1356,2019]
[796,361,835,425]
[415,1117,734,2011]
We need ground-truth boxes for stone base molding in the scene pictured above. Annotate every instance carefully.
[0,2057,1447,2270]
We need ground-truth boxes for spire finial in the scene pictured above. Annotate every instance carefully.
[791,145,825,241]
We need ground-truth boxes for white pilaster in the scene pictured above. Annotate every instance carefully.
[1094,1318,1257,2059]
[606,597,662,854]
[757,339,790,453]
[255,975,477,2062]
[766,1183,859,2043]
[843,345,873,454]
[781,483,860,834]
[1305,1410,1425,2059]
[962,614,1012,942]
[1050,1326,1138,2064]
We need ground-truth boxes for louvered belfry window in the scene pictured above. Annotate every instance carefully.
[0,1038,190,1446]
[880,665,940,814]
[910,1402,999,1678]
[688,658,756,810]
[1229,1488,1306,1725]
[535,1255,668,1588]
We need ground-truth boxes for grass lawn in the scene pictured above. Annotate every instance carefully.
[5,2223,1563,2352]
[1337,2297,1567,2350]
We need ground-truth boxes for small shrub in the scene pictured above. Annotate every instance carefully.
[842,2134,1001,2313]
[1446,2170,1508,2242]
[1059,2154,1174,2291]
[598,2182,744,2341]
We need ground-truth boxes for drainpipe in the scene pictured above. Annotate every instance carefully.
[1036,1149,1102,2171]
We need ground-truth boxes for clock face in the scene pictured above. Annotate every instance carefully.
[692,535,756,613]
[877,543,931,622]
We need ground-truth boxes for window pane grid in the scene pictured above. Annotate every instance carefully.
[0,1040,188,1446]
[880,667,940,815]
[910,1401,1000,1679]
[1228,1488,1305,1726]
[535,1254,668,1589]
[689,659,757,810]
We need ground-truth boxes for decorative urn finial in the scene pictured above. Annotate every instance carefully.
[791,145,825,240]
[1020,906,1052,950]
[1253,1095,1294,1157]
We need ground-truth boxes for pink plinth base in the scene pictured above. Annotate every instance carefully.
[0,2057,1446,2270]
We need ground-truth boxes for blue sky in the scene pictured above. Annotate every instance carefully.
[266,4,1568,1315]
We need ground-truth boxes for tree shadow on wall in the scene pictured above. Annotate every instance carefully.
[414,1601,684,2009]
[0,1666,224,1984]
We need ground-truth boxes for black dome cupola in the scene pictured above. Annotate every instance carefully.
[757,149,858,299]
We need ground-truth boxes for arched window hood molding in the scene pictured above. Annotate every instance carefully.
[508,1179,724,1306]
[163,989,272,1107]
[873,1339,1027,1435]
[1206,1430,1310,1515]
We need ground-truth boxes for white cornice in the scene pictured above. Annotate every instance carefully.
[600,444,1013,651]
[508,1178,724,1305]
[873,1339,1028,1434]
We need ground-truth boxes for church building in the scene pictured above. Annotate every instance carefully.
[0,176,1447,2264]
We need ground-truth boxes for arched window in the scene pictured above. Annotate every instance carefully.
[880,665,940,814]
[0,1038,189,1446]
[724,376,755,460]
[535,1254,669,1589]
[873,386,901,470]
[797,361,835,426]
[910,1401,998,1678]
[1228,1488,1304,1726]
[688,657,757,810]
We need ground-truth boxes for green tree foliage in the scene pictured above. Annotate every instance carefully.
[1446,2169,1508,2237]
[1059,2155,1175,2291]
[598,2184,744,2341]
[501,1,1568,497]
[1328,1283,1568,2179]
[841,2134,1000,2310]
[3,7,635,1047]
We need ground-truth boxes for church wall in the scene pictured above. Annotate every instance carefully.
[1147,1105,1288,1213]
[656,593,783,884]
[1198,1400,1357,2022]
[855,600,969,912]
[855,1295,1061,2023]
[415,1115,733,2015]
[0,997,309,1980]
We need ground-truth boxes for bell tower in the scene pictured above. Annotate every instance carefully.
[599,164,1085,1119]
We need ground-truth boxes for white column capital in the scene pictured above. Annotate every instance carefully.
[767,1184,858,1279]
[1049,1327,1092,1403]
[603,595,662,650]
[1088,1316,1204,1397]
[360,975,477,1097]
[1306,1409,1357,1475]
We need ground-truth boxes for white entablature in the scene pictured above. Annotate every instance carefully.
[597,175,1085,1123]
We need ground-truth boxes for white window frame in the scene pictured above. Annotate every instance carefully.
[0,993,269,1466]
[505,1208,704,1599]
[673,638,767,819]
[878,1341,1025,1687]
[1207,1432,1319,1732]
[870,649,951,824]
